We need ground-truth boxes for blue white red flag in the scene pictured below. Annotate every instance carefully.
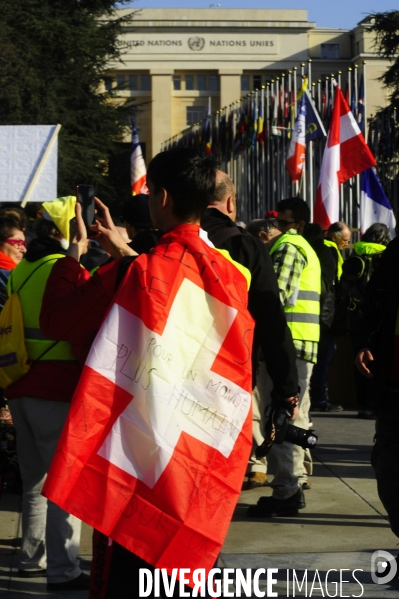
[360,168,396,238]
[286,94,306,182]
[130,122,148,196]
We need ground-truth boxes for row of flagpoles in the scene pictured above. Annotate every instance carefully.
[157,65,396,236]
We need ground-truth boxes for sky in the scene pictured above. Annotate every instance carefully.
[121,1,396,30]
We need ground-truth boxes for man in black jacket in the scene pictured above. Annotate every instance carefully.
[201,171,298,489]
[355,236,399,542]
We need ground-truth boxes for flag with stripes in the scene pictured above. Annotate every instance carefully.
[314,85,375,230]
[130,122,148,196]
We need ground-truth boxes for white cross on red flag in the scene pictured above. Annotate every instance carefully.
[314,85,376,231]
[43,225,254,583]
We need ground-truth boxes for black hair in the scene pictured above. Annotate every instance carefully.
[34,218,62,240]
[246,218,279,237]
[302,223,324,243]
[276,198,310,224]
[147,148,219,221]
[0,216,23,243]
[24,203,43,220]
[362,223,392,246]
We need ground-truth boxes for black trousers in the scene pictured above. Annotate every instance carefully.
[104,541,218,599]
[371,392,399,538]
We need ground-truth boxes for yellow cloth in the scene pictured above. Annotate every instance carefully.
[42,196,76,241]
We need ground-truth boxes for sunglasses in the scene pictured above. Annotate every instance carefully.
[5,238,27,249]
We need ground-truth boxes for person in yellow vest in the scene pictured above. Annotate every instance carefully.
[247,198,321,518]
[308,221,350,412]
[325,221,351,278]
[6,197,91,591]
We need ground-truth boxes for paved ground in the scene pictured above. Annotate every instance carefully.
[1,410,398,598]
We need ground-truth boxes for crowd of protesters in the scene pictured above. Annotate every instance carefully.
[0,148,397,596]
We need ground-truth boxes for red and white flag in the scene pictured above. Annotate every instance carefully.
[43,226,254,583]
[286,94,306,182]
[131,121,148,195]
[314,85,375,230]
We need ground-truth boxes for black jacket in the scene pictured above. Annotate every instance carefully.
[358,236,399,407]
[201,208,298,397]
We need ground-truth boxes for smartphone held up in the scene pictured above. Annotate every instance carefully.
[76,184,95,230]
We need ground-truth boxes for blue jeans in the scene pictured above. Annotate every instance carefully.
[309,335,337,406]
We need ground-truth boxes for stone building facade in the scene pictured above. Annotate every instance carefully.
[105,9,389,159]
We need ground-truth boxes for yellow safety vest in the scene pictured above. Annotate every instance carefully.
[7,255,77,362]
[324,239,343,280]
[270,233,321,343]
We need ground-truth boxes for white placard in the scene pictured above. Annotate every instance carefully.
[0,125,58,203]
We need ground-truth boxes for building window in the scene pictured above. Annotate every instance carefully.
[116,75,125,88]
[173,75,181,90]
[185,75,194,91]
[186,106,206,126]
[321,44,339,59]
[104,77,113,91]
[253,75,262,90]
[141,75,150,91]
[241,75,250,91]
[128,75,137,90]
[197,75,206,91]
[209,75,219,91]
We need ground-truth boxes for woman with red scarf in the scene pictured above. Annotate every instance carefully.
[0,216,27,310]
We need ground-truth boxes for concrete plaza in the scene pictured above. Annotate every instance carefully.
[0,411,398,598]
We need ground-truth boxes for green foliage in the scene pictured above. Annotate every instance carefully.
[0,0,137,210]
[370,11,399,108]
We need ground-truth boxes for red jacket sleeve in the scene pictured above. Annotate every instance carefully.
[40,257,119,343]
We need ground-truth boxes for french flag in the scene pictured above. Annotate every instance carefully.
[131,121,148,196]
[286,94,306,182]
[314,85,375,231]
[360,168,396,238]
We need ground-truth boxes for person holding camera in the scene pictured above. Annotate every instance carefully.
[247,197,321,518]
[201,174,299,490]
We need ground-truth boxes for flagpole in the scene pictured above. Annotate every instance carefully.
[266,82,271,211]
[363,61,368,142]
[275,77,281,203]
[308,60,314,218]
[281,72,287,199]
[293,67,298,196]
[261,85,266,215]
[348,67,353,228]
[354,64,360,231]
[301,65,307,204]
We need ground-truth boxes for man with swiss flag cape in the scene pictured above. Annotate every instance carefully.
[40,148,254,597]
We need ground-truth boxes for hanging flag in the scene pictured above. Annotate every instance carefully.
[314,85,376,230]
[360,168,396,238]
[344,82,349,105]
[351,85,356,116]
[130,122,148,196]
[286,94,306,182]
[302,88,326,142]
[321,88,327,122]
[42,228,254,585]
[358,75,365,134]
[256,96,264,145]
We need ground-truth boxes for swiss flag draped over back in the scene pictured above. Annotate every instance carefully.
[43,226,254,583]
[314,85,375,231]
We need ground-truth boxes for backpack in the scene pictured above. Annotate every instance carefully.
[338,253,381,333]
[0,260,58,389]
